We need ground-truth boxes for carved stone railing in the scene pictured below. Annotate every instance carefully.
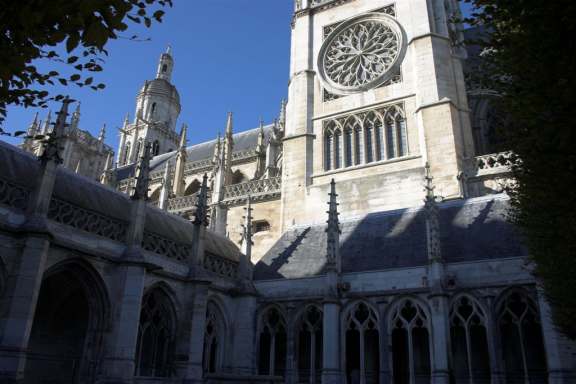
[222,177,281,205]
[48,198,129,242]
[232,148,258,162]
[142,231,191,262]
[0,178,30,211]
[203,252,238,279]
[166,193,212,214]
[184,158,212,174]
[471,151,516,177]
[117,178,134,192]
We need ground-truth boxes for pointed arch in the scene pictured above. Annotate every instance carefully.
[496,288,548,383]
[257,305,288,377]
[294,304,323,384]
[384,105,408,159]
[123,142,131,165]
[25,259,110,383]
[343,300,380,384]
[185,179,201,196]
[334,127,343,169]
[149,187,161,203]
[135,284,178,378]
[204,300,228,374]
[152,140,160,156]
[387,297,431,384]
[449,294,491,383]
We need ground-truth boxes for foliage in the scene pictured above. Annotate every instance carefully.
[461,0,576,339]
[0,0,172,134]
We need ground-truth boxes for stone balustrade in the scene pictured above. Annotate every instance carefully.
[222,177,281,205]
[473,151,516,177]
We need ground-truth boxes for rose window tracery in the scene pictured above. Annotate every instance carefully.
[318,14,405,95]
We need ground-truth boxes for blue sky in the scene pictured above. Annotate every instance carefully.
[2,1,474,151]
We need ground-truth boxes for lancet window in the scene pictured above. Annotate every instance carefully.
[135,288,176,377]
[390,299,431,384]
[497,290,547,383]
[203,302,226,374]
[152,140,160,156]
[345,302,380,384]
[323,104,408,172]
[258,307,287,377]
[296,306,323,384]
[450,295,491,383]
[123,142,131,165]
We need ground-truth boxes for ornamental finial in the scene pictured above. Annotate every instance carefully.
[193,173,210,226]
[131,142,152,200]
[39,99,71,165]
[326,179,341,269]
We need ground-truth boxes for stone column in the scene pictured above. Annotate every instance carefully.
[184,283,210,384]
[100,264,146,382]
[537,289,572,384]
[483,294,505,384]
[285,304,297,384]
[322,299,341,384]
[229,295,258,375]
[428,294,450,384]
[377,299,391,384]
[0,101,70,383]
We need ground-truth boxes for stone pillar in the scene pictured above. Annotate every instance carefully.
[184,283,210,384]
[428,294,450,384]
[322,299,341,384]
[483,294,505,384]
[230,295,258,375]
[0,101,70,383]
[285,304,297,384]
[537,289,573,384]
[377,299,391,384]
[100,265,146,382]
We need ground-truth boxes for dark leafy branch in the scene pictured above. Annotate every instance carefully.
[0,0,172,128]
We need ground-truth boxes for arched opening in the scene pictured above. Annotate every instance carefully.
[185,179,201,196]
[345,302,380,384]
[134,139,143,161]
[498,290,547,384]
[123,142,131,165]
[150,102,157,119]
[385,106,408,159]
[296,306,323,384]
[232,170,247,184]
[390,299,431,384]
[149,187,161,203]
[203,301,227,374]
[324,131,333,171]
[450,295,491,383]
[25,262,108,384]
[162,64,168,73]
[258,307,287,377]
[334,129,343,169]
[135,287,177,378]
[152,140,160,156]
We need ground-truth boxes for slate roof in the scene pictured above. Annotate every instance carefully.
[254,196,526,280]
[115,124,274,180]
[0,140,241,262]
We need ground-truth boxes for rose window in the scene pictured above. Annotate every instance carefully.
[318,14,405,95]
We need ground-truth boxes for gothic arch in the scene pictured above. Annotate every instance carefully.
[495,287,548,383]
[342,300,380,384]
[149,187,161,203]
[384,105,408,159]
[386,296,432,384]
[185,179,201,196]
[257,304,288,377]
[204,298,229,374]
[294,304,323,384]
[135,283,178,378]
[25,258,110,384]
[449,293,491,383]
[232,170,247,185]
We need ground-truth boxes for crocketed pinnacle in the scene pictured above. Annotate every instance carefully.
[326,179,341,266]
[132,142,152,200]
[193,173,210,226]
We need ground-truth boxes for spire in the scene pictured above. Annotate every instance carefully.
[25,112,39,140]
[131,142,152,200]
[240,195,255,279]
[193,174,210,227]
[179,123,187,150]
[156,46,174,82]
[212,133,222,164]
[158,162,173,210]
[257,117,265,147]
[326,179,341,271]
[42,110,52,134]
[100,152,116,187]
[225,112,234,141]
[424,162,442,262]
[70,102,81,131]
[123,113,130,129]
[98,123,106,142]
[278,99,287,128]
[40,100,71,165]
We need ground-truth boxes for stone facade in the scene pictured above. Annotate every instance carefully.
[2,1,576,384]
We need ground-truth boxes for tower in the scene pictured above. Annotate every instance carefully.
[117,47,181,167]
[282,0,474,229]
